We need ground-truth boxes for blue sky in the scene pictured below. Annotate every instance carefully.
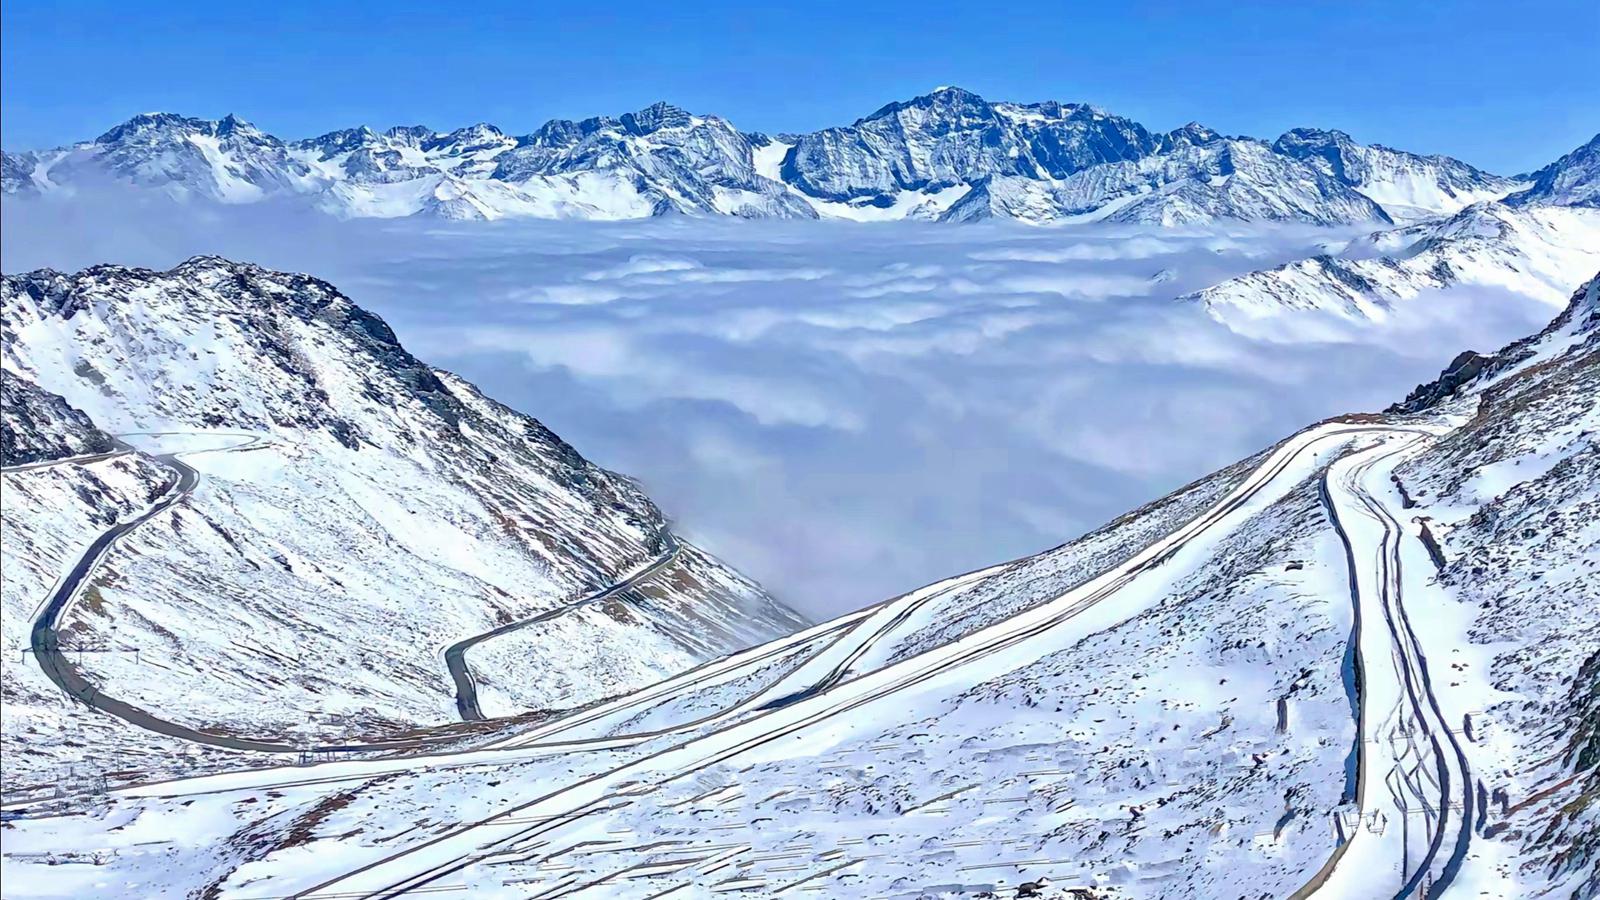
[2,0,1595,173]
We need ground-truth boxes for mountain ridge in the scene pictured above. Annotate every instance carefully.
[7,266,1593,897]
[5,86,1570,226]
[1,256,807,785]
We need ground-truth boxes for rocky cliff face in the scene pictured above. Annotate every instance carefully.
[0,373,117,466]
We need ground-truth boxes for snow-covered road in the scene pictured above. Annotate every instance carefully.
[14,430,743,765]
[1303,432,1475,899]
[444,534,686,722]
[283,420,1435,899]
[6,419,1489,899]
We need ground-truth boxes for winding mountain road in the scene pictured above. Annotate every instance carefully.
[1303,433,1474,899]
[12,420,1481,900]
[18,438,407,755]
[444,535,682,721]
[21,451,308,752]
[0,448,125,475]
[286,421,1449,899]
[16,435,695,760]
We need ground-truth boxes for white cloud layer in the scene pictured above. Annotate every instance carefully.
[2,196,1564,618]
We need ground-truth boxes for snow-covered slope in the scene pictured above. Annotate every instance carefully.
[943,137,1391,226]
[29,113,319,203]
[0,258,805,787]
[2,88,1530,227]
[1183,132,1600,334]
[1383,272,1600,897]
[1507,131,1600,209]
[2,150,41,194]
[1272,127,1523,221]
[7,264,1594,897]
[287,104,816,221]
[487,102,816,220]
[1185,202,1600,334]
[778,87,1156,202]
[2,449,269,794]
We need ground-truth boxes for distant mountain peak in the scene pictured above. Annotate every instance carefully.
[1160,122,1224,150]
[1276,126,1354,143]
[8,92,1576,226]
[857,85,993,124]
[215,113,259,134]
[1273,124,1521,221]
[1508,131,1600,209]
[94,111,207,144]
[621,101,696,135]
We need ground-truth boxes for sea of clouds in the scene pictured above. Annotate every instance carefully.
[3,197,1561,618]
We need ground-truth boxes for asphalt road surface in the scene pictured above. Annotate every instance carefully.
[444,535,681,721]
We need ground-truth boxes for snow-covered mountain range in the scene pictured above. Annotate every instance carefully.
[1165,127,1599,333]
[1186,201,1600,335]
[3,257,1593,896]
[7,87,1583,226]
[0,258,805,788]
[1271,127,1522,221]
[2,89,1596,899]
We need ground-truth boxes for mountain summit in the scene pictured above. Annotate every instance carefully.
[6,89,1575,226]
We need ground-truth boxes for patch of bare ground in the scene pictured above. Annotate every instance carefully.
[197,773,400,899]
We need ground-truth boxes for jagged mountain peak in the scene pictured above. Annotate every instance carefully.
[95,111,269,145]
[782,88,1159,205]
[1273,125,1355,147]
[620,101,698,134]
[421,122,511,154]
[291,124,391,158]
[93,111,206,142]
[214,113,260,135]
[1508,131,1599,209]
[1272,125,1520,221]
[1159,121,1225,150]
[517,102,710,147]
[858,85,993,122]
[858,86,1116,131]
[384,124,435,144]
[6,95,1574,226]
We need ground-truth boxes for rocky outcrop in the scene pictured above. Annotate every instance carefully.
[0,373,117,466]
